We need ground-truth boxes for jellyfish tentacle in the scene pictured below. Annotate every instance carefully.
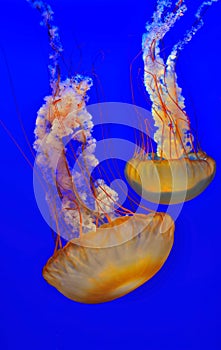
[168,0,219,64]
[26,0,63,88]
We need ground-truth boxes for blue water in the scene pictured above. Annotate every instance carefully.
[0,0,221,349]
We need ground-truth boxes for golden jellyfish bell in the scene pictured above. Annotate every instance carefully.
[125,153,216,205]
[43,213,174,304]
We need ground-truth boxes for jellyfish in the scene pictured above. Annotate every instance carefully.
[125,0,216,204]
[28,0,174,303]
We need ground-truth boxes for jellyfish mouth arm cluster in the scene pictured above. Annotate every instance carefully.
[142,0,218,160]
[28,1,122,238]
[34,76,119,239]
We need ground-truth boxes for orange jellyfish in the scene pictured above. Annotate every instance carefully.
[28,0,174,303]
[125,0,216,204]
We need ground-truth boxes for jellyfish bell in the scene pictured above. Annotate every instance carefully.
[125,152,216,205]
[43,212,174,304]
[125,0,216,205]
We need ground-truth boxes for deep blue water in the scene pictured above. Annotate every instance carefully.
[0,0,221,349]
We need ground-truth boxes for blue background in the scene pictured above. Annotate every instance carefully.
[0,0,221,349]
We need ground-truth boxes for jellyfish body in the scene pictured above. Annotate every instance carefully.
[125,0,216,204]
[29,2,175,301]
[43,213,174,304]
[33,74,175,302]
